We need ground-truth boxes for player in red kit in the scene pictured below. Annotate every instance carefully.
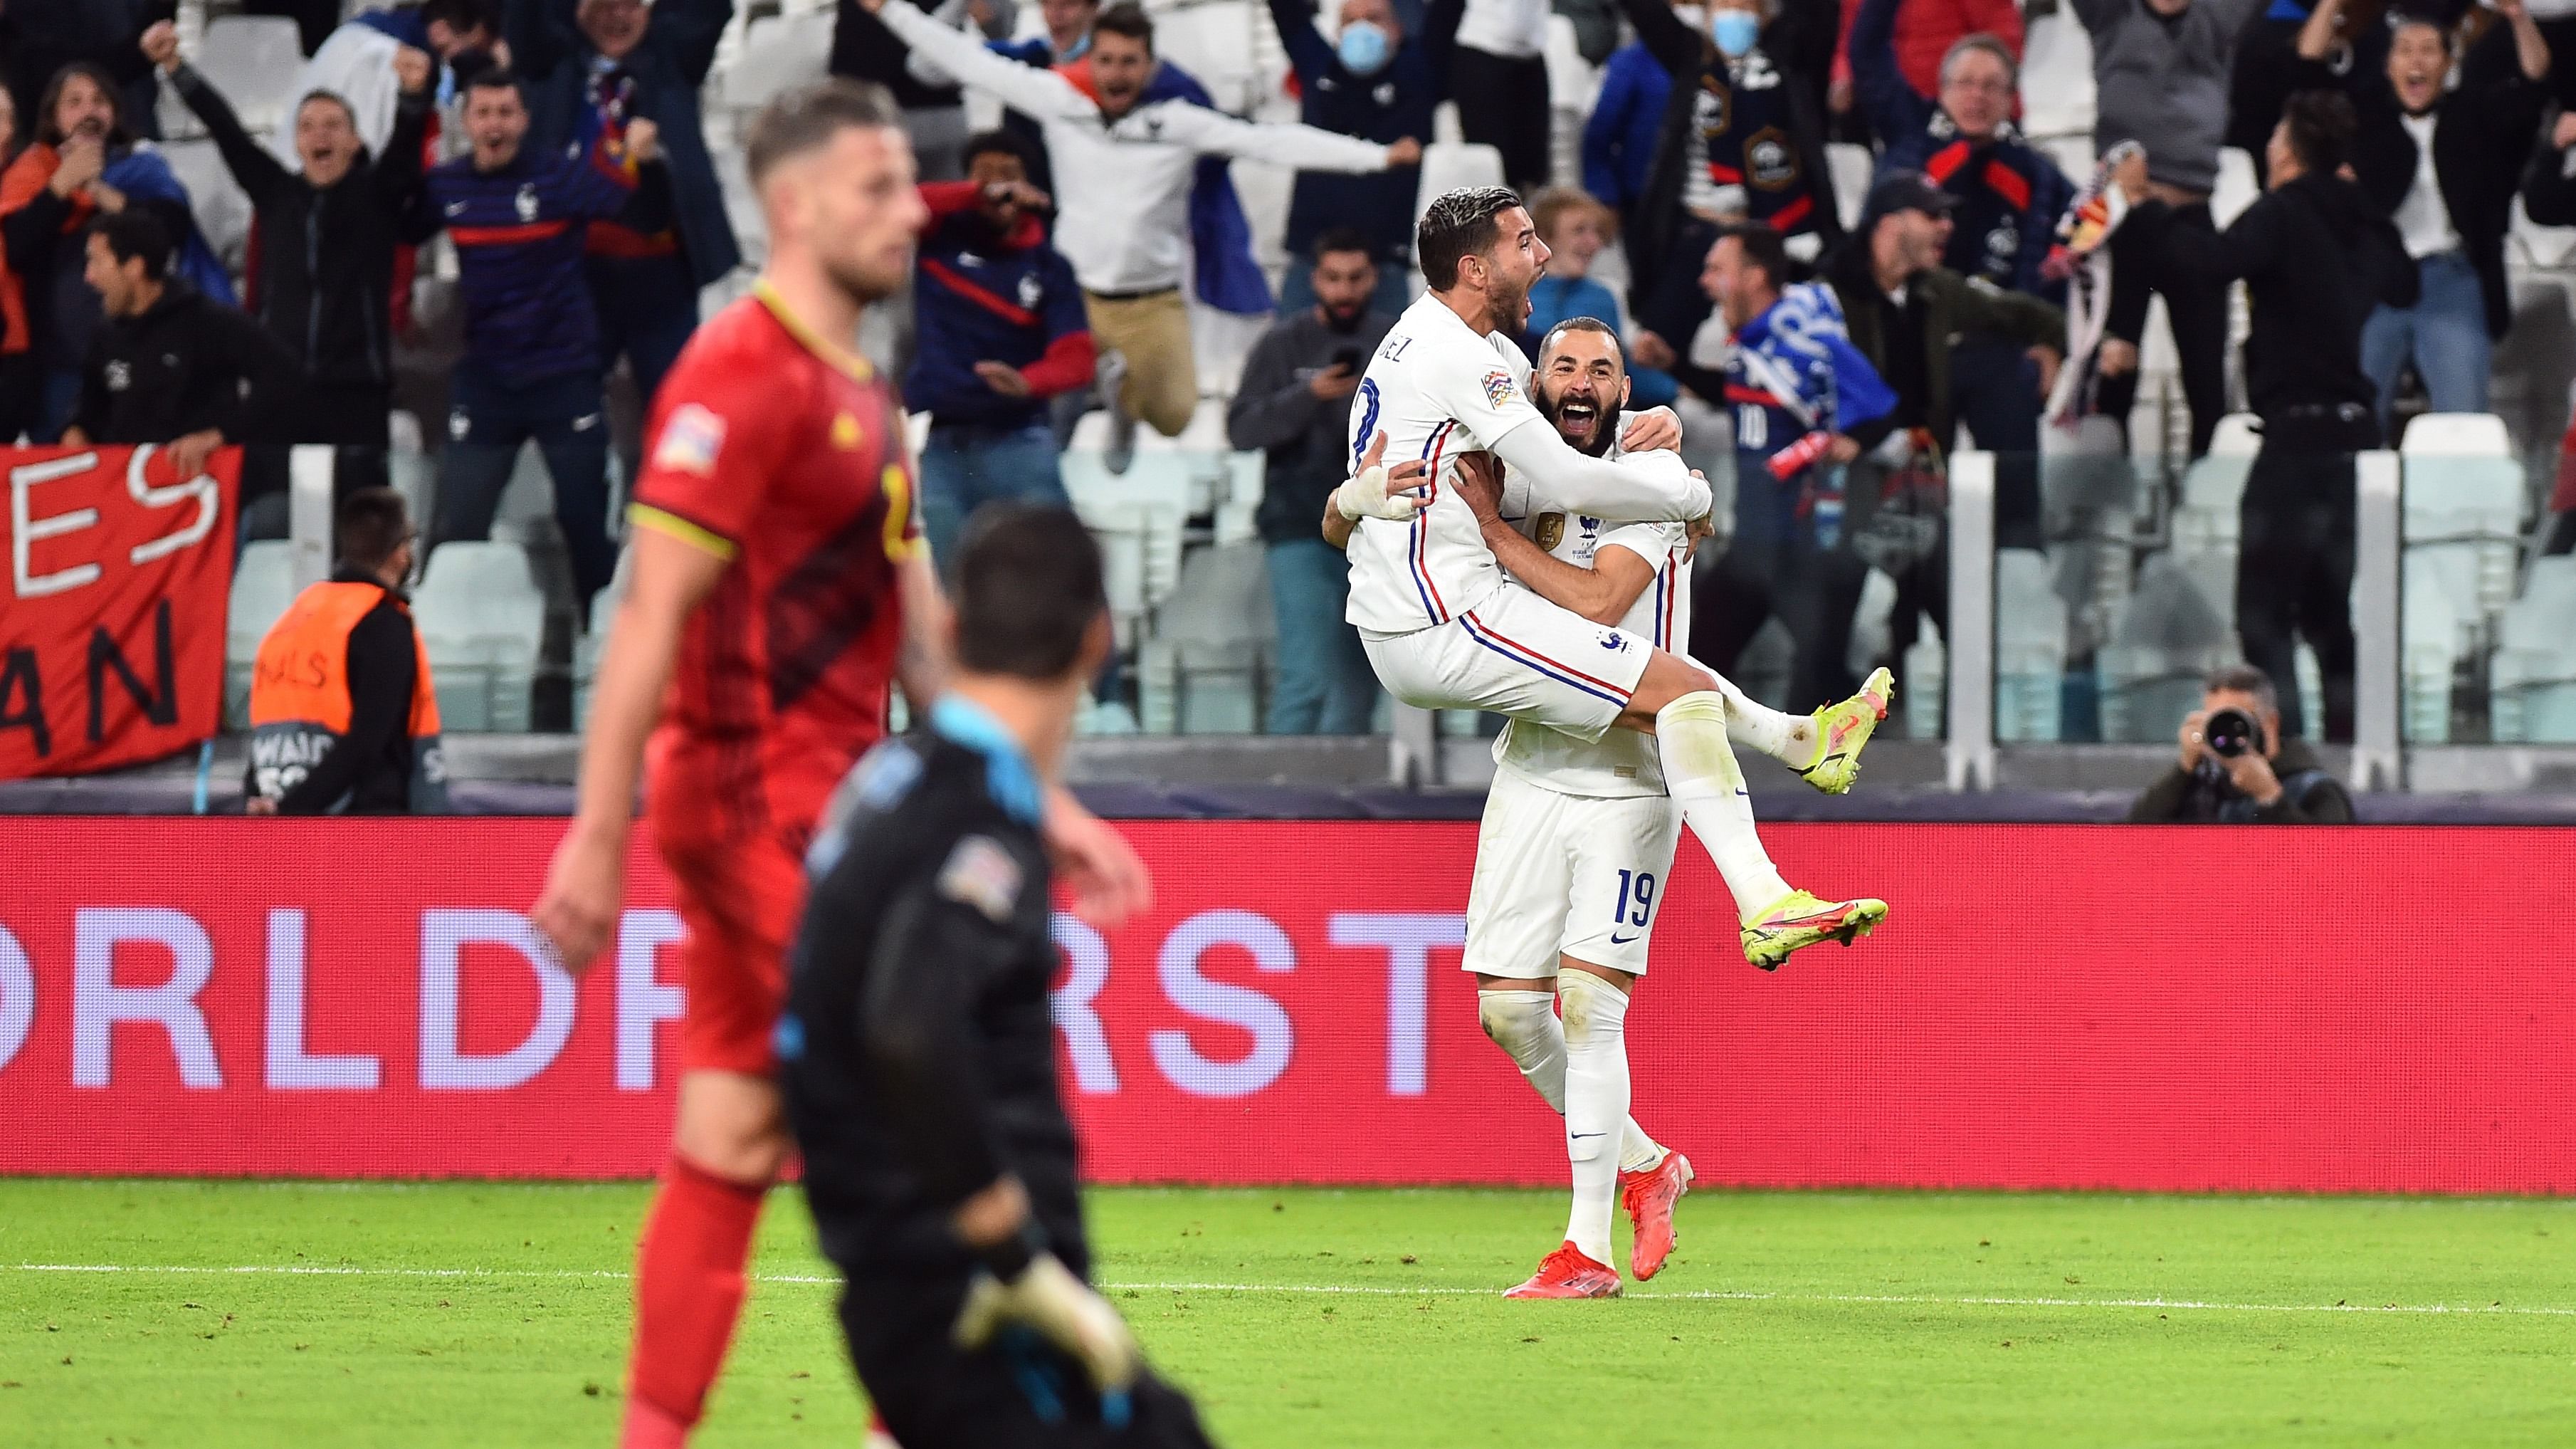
[530,80,1149,1449]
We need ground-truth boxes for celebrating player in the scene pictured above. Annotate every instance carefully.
[781,506,1218,1449]
[1332,187,1891,970]
[528,81,1146,1449]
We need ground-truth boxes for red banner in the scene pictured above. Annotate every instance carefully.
[1,818,2572,1193]
[1,445,238,780]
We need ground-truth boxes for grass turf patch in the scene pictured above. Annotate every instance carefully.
[4,1180,2572,1446]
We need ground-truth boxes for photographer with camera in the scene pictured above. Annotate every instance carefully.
[2128,664,2353,823]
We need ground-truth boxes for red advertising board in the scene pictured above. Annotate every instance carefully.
[1,817,2570,1193]
[1,445,238,780]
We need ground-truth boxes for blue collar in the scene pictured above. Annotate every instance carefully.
[930,695,1045,825]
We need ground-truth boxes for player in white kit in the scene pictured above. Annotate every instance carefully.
[1332,187,1894,976]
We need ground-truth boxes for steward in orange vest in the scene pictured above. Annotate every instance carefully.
[245,488,448,814]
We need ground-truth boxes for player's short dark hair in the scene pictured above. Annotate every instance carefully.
[1311,226,1377,266]
[463,66,525,102]
[963,129,1039,174]
[2202,663,2280,716]
[1535,315,1624,372]
[1093,3,1156,53]
[1416,186,1524,291]
[1713,221,1789,291]
[421,0,499,36]
[2279,89,2357,179]
[955,506,1107,681]
[90,209,172,281]
[746,78,900,188]
[337,488,414,573]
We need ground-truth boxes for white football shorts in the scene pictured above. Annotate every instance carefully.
[1462,768,1683,979]
[1360,583,1655,744]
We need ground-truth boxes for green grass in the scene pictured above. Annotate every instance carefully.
[4,1181,2573,1447]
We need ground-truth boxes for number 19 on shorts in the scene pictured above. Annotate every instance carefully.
[1612,869,1656,927]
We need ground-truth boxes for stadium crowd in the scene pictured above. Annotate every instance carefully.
[6,0,2576,748]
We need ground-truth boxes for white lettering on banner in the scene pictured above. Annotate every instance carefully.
[263,909,380,1089]
[1150,909,1294,1099]
[70,907,221,1089]
[1049,913,1119,1094]
[1328,913,1466,1096]
[615,909,685,1092]
[0,923,33,1074]
[122,444,219,565]
[10,453,104,599]
[418,909,574,1090]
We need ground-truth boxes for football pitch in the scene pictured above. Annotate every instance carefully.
[4,1181,2572,1448]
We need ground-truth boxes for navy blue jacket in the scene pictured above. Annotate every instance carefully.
[1852,0,2072,300]
[404,140,640,382]
[505,0,742,288]
[905,192,1092,429]
[1267,0,1461,260]
[1582,40,1671,211]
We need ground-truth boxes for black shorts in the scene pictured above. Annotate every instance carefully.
[836,1265,1216,1449]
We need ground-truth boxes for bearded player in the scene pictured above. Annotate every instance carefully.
[530,81,1147,1449]
[1331,187,1891,970]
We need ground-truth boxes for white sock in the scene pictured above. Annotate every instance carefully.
[1656,691,1794,922]
[1713,670,1819,770]
[1479,988,1666,1173]
[1557,972,1631,1267]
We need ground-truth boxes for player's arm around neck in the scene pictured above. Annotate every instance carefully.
[533,528,732,972]
[1487,419,1710,523]
[1454,453,1653,624]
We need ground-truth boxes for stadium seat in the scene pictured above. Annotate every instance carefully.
[1142,397,1236,515]
[1826,143,1874,236]
[1062,449,1190,649]
[1156,1,1271,116]
[2402,429,2525,638]
[2096,554,2235,743]
[2399,411,2513,458]
[2016,9,2096,142]
[1994,548,2066,741]
[1846,565,1897,683]
[1230,156,1296,273]
[2491,556,2576,742]
[225,541,299,729]
[1901,622,1944,741]
[1414,142,1505,223]
[1140,541,1276,733]
[416,542,545,733]
[573,548,634,733]
[1215,449,1266,545]
[2402,567,2459,743]
[195,16,305,135]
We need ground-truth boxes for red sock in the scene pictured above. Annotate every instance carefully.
[623,1155,767,1443]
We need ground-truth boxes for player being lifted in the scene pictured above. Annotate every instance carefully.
[1326,315,1893,1297]
[1331,187,1892,973]
[527,81,1147,1449]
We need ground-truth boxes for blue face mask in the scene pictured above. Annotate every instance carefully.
[1338,21,1393,75]
[1710,9,1760,58]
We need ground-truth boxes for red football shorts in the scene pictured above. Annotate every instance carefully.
[656,821,808,1077]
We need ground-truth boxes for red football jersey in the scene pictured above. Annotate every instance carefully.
[629,285,923,849]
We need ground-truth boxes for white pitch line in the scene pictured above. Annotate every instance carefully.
[9,1263,2571,1317]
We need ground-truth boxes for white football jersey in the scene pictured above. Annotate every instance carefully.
[1343,293,1547,637]
[1491,449,1696,798]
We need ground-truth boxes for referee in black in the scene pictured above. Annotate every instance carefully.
[779,506,1216,1449]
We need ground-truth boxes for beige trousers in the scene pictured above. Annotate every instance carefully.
[1081,288,1199,437]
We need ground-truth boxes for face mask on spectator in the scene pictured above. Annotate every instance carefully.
[1710,9,1760,58]
[1338,22,1393,76]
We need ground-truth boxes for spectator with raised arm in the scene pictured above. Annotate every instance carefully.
[142,22,434,519]
[1228,229,1398,734]
[63,210,299,478]
[1831,0,2021,130]
[2073,0,2267,459]
[401,68,651,610]
[507,0,740,413]
[2293,0,2550,422]
[1612,0,1843,385]
[1267,0,1461,315]
[833,0,1019,181]
[865,0,1415,468]
[909,130,1097,570]
[2120,90,2417,741]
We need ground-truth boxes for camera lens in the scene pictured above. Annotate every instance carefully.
[2205,706,2253,759]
